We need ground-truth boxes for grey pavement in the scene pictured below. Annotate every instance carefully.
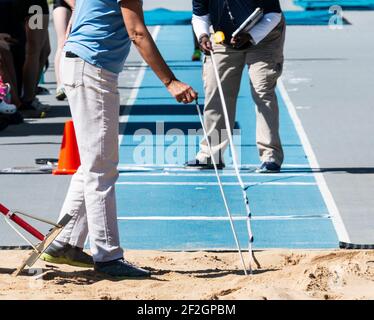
[281,10,374,244]
[143,0,192,10]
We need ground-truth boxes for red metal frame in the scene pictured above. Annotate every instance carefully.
[0,203,45,241]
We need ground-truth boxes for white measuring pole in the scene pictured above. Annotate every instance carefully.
[209,49,255,272]
[196,101,248,276]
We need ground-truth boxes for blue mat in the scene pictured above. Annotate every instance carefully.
[144,8,348,26]
[284,10,349,24]
[294,0,374,10]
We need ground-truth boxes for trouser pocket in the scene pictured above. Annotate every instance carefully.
[61,56,84,88]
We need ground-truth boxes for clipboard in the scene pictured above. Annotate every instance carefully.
[232,7,264,38]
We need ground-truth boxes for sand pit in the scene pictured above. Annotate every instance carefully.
[0,250,373,300]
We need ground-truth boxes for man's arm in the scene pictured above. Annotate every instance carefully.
[192,14,211,43]
[120,0,196,103]
[192,0,212,54]
[192,0,211,39]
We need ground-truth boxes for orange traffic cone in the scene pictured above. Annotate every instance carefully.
[53,120,81,175]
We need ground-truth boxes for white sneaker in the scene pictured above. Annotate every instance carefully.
[31,97,51,112]
[0,100,17,114]
[55,86,67,101]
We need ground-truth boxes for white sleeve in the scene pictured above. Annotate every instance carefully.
[248,13,282,45]
[192,14,212,40]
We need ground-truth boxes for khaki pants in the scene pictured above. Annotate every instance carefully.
[56,56,123,263]
[197,18,286,166]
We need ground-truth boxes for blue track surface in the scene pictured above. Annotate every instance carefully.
[117,26,339,250]
[143,8,350,26]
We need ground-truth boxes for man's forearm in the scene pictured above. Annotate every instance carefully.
[131,28,175,86]
[120,0,175,86]
[192,14,211,40]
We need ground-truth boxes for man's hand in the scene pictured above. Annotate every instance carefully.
[199,34,213,55]
[230,33,253,49]
[166,80,198,104]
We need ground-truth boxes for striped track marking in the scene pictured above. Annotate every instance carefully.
[117,214,331,221]
[116,181,317,186]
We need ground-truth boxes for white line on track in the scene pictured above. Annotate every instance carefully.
[118,26,161,147]
[278,79,350,243]
[116,181,317,186]
[119,172,313,177]
[117,214,331,221]
[118,163,310,168]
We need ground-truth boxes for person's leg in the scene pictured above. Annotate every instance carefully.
[60,56,123,263]
[55,167,89,249]
[0,49,24,124]
[0,48,22,108]
[10,33,26,97]
[246,19,286,167]
[42,165,93,267]
[53,6,71,91]
[38,17,51,81]
[195,44,245,164]
[22,14,49,103]
[0,52,11,104]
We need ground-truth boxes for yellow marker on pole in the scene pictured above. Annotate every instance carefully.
[213,31,225,44]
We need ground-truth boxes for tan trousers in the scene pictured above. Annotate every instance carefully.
[197,18,286,166]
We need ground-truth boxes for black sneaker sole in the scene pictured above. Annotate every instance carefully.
[94,268,151,279]
[56,94,66,101]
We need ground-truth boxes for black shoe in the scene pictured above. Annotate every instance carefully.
[36,86,50,96]
[20,98,50,112]
[255,161,281,173]
[95,258,151,278]
[19,102,46,119]
[184,158,225,170]
[4,111,24,125]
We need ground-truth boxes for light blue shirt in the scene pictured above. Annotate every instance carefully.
[64,0,131,74]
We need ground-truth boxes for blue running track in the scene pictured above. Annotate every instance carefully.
[116,26,339,250]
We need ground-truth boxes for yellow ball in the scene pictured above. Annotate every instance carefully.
[213,31,225,44]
